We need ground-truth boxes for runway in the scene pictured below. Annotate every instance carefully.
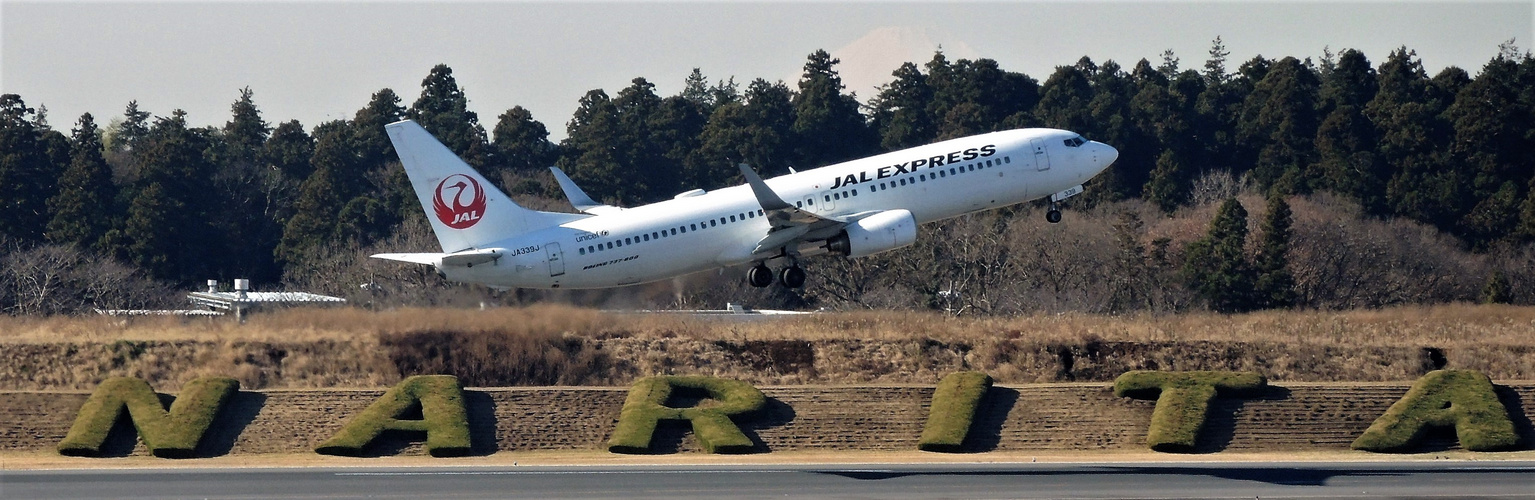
[4,461,1533,499]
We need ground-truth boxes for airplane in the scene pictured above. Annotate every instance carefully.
[374,120,1118,289]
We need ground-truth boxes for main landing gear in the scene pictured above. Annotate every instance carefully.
[748,262,805,288]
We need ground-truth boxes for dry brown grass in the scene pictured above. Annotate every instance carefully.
[1,303,1532,390]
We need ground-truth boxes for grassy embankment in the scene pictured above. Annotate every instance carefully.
[1,304,1532,391]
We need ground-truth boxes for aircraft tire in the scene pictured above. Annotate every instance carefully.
[748,264,774,288]
[1046,209,1062,224]
[779,266,806,288]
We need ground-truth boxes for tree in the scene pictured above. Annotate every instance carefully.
[111,110,219,282]
[275,121,371,264]
[1445,52,1534,247]
[868,62,935,150]
[687,79,797,189]
[409,64,491,168]
[265,120,314,180]
[107,100,151,154]
[354,88,406,170]
[1253,194,1296,309]
[491,106,555,173]
[1371,48,1459,228]
[1183,198,1256,313]
[45,113,116,251]
[791,50,877,168]
[221,87,270,164]
[0,94,50,242]
[1238,57,1321,193]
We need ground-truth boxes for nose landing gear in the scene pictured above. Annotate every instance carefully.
[1046,201,1062,224]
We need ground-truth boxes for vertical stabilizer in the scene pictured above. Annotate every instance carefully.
[386,120,576,252]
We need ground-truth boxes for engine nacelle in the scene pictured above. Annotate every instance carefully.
[826,209,917,258]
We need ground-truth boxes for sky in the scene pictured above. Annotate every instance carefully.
[3,1,1531,141]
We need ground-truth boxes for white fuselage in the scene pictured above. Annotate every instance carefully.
[445,128,1113,289]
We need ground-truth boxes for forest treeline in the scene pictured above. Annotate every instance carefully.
[2,39,1534,315]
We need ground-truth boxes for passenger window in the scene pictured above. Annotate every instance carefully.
[747,211,754,218]
[851,189,858,196]
[759,209,764,216]
[579,248,585,255]
[671,228,678,235]
[730,215,736,222]
[920,174,926,181]
[1005,156,1011,163]
[796,201,802,208]
[642,234,649,242]
[690,223,697,231]
[807,199,813,205]
[833,192,840,200]
[824,195,831,202]
[940,171,946,178]
[606,242,613,249]
[710,220,717,227]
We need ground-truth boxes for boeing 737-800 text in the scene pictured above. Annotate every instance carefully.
[374,120,1118,289]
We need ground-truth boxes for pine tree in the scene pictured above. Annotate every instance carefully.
[1480,271,1511,304]
[1183,198,1256,313]
[116,110,219,282]
[45,113,116,250]
[275,122,360,264]
[1253,194,1296,309]
[409,64,491,168]
[108,100,151,154]
[491,106,554,173]
[869,62,935,150]
[0,94,50,242]
[791,50,877,168]
[354,88,406,170]
[1237,57,1320,193]
[265,120,314,180]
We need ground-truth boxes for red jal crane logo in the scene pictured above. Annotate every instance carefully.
[433,174,487,229]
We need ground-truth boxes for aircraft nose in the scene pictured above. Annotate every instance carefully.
[1092,141,1118,174]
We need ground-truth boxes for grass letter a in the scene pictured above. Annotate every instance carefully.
[1114,370,1267,453]
[57,376,240,458]
[315,375,471,457]
[608,376,766,454]
[1352,370,1521,452]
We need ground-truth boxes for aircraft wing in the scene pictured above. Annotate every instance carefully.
[737,163,847,254]
[550,167,624,216]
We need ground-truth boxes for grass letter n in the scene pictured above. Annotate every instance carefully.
[315,375,472,457]
[57,376,240,458]
[607,375,766,454]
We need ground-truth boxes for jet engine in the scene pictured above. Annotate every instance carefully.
[826,209,917,258]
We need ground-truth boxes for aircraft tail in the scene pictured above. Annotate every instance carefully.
[385,120,580,252]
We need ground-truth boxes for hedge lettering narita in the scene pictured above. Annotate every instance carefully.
[54,370,1528,458]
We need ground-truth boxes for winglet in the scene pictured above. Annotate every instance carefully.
[550,166,622,215]
[738,163,793,211]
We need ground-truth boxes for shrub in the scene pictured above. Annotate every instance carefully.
[918,371,993,452]
[314,375,471,457]
[1352,370,1521,452]
[1113,370,1266,453]
[57,376,239,458]
[608,375,766,454]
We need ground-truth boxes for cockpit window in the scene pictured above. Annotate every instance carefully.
[1063,136,1086,147]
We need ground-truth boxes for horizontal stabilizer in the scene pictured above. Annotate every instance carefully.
[370,253,444,266]
[550,167,623,215]
[372,248,504,268]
